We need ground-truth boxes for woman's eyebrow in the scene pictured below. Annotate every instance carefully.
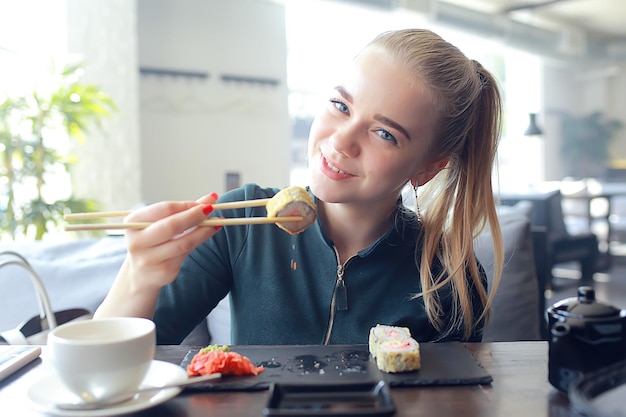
[334,86,353,102]
[374,115,411,141]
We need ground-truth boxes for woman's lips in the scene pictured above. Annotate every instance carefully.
[320,155,354,180]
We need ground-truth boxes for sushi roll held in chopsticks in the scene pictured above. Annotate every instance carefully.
[266,186,317,235]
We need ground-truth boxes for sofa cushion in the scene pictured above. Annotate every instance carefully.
[207,296,231,345]
[1,237,215,345]
[477,202,543,341]
[0,237,127,332]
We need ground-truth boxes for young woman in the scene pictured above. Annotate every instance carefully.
[95,28,504,345]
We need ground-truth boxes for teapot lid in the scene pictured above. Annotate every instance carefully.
[551,286,622,319]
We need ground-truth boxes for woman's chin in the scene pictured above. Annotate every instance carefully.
[308,184,343,204]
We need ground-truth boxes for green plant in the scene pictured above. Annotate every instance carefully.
[560,111,623,179]
[0,62,116,240]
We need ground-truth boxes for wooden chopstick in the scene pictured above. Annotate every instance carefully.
[63,198,272,221]
[64,216,303,231]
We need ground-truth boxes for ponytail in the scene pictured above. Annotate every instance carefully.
[369,29,504,339]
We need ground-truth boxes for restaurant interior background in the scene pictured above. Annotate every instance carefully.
[1,0,626,242]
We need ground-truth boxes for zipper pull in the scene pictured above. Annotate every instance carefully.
[335,279,348,311]
[335,265,348,311]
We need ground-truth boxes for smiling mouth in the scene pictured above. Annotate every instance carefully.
[326,159,348,175]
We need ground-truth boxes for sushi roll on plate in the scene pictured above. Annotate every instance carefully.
[369,324,421,373]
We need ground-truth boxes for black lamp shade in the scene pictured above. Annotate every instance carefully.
[524,113,543,136]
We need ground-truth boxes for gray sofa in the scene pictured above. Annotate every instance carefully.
[0,203,543,345]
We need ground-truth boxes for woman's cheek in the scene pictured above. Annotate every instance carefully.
[307,114,332,152]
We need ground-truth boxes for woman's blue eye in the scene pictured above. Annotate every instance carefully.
[330,99,349,115]
[377,128,398,145]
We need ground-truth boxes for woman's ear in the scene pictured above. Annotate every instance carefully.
[411,159,449,187]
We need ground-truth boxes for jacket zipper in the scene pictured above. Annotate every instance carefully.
[323,247,353,345]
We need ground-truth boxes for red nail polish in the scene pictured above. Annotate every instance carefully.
[202,204,214,215]
[210,192,219,200]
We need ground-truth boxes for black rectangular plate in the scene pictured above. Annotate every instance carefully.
[263,380,396,417]
[180,343,492,391]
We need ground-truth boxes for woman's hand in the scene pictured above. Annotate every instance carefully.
[94,193,221,319]
[123,192,220,288]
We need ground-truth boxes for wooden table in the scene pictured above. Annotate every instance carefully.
[0,342,572,416]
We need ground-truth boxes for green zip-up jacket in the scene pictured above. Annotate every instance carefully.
[154,183,487,345]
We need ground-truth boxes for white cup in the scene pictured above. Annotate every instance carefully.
[47,317,156,401]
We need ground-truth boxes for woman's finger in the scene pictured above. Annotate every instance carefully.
[126,204,212,249]
[130,222,218,274]
[196,192,220,204]
[126,201,198,223]
[126,193,219,223]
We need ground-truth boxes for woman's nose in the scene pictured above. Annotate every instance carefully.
[329,123,360,158]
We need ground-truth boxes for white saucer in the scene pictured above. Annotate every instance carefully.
[27,360,187,417]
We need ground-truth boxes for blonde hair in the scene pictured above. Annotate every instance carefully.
[368,29,504,339]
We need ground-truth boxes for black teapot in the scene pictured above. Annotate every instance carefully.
[547,286,626,392]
